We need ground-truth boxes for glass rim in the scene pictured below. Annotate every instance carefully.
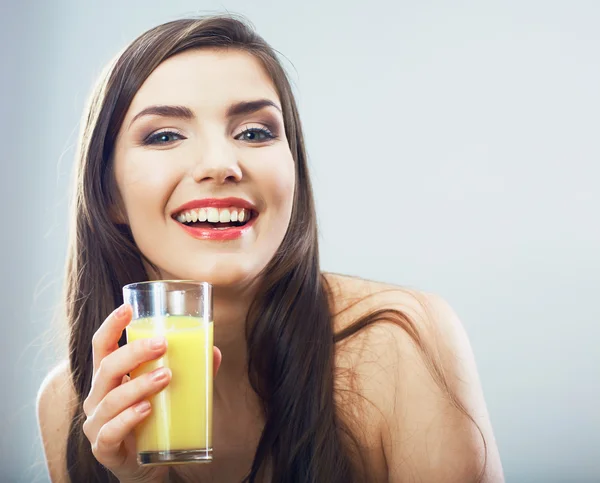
[123,280,212,291]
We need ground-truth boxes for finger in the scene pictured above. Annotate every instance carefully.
[85,366,171,439]
[92,304,132,375]
[91,400,152,467]
[85,336,167,413]
[213,346,222,378]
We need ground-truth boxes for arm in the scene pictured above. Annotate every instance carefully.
[373,294,504,482]
[36,360,75,483]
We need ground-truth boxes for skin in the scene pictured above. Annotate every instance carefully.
[112,49,295,392]
[37,49,505,482]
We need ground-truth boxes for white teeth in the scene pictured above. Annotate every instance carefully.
[207,207,219,223]
[176,206,252,225]
[219,209,231,223]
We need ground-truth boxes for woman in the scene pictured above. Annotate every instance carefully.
[36,15,504,483]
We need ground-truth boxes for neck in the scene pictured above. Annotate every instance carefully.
[147,264,254,383]
[212,284,252,378]
[147,264,262,410]
[213,286,268,414]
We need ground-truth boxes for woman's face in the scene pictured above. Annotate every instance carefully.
[113,49,295,288]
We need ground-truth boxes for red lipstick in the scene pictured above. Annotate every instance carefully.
[172,197,257,241]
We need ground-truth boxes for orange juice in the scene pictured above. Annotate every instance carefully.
[126,315,213,454]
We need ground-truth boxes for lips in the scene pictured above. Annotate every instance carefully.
[172,197,258,241]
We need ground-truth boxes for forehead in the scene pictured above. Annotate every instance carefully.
[126,48,279,116]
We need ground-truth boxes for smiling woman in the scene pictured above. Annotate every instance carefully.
[35,14,504,483]
[111,48,295,289]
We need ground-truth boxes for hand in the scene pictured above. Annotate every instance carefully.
[82,304,222,482]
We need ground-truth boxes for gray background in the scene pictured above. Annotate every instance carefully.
[2,1,598,482]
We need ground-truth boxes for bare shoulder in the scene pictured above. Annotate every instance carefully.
[325,273,504,483]
[36,359,76,483]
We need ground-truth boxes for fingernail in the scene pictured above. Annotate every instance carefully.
[149,336,166,350]
[152,368,171,382]
[134,400,151,413]
[116,304,128,317]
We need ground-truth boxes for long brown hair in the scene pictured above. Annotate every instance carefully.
[64,15,485,482]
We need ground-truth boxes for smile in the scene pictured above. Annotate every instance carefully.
[172,198,258,241]
[176,206,253,228]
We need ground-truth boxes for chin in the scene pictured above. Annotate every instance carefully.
[161,256,263,290]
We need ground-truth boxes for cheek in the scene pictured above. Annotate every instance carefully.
[117,154,179,220]
[259,150,296,213]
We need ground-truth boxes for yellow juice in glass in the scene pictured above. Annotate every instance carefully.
[126,315,213,458]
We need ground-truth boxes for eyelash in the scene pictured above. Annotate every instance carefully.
[142,127,277,146]
[237,126,277,142]
[142,130,185,146]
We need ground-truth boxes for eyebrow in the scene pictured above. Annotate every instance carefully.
[128,99,282,128]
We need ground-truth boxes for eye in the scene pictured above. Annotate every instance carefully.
[235,127,276,143]
[143,130,186,145]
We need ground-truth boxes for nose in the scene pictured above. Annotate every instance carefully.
[191,143,243,185]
